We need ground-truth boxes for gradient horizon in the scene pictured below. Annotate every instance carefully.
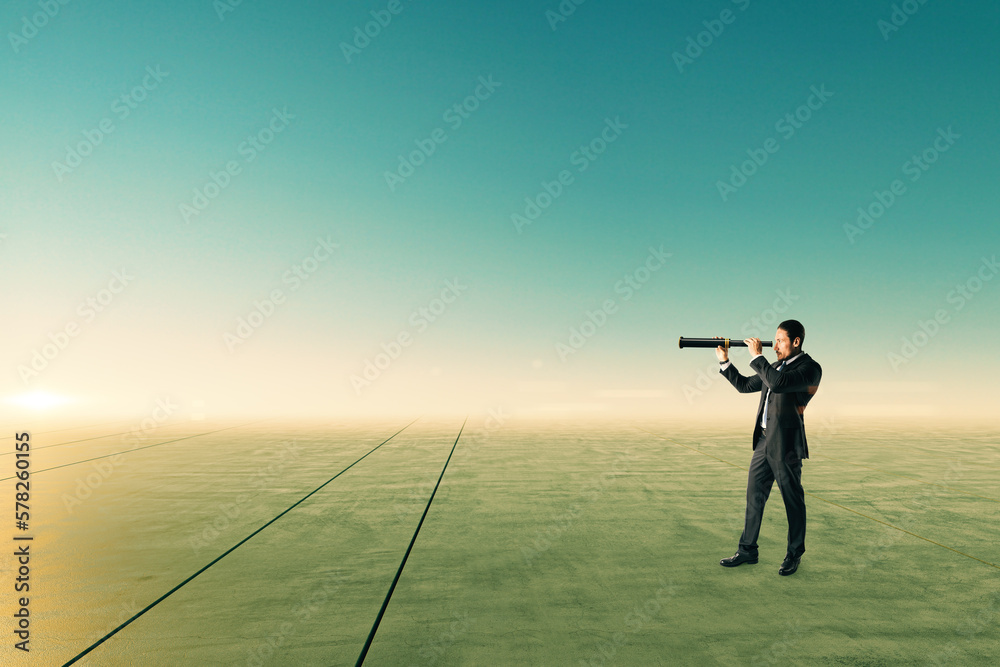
[3,0,998,424]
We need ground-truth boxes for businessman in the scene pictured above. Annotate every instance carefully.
[716,320,821,576]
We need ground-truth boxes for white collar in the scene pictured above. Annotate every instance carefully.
[781,352,805,366]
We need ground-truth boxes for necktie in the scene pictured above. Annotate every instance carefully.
[762,360,786,428]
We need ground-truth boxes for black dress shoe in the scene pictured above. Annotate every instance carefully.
[778,555,801,576]
[720,551,758,567]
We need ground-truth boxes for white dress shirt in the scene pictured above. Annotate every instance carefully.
[719,352,804,428]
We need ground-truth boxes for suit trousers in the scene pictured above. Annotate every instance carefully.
[738,430,806,558]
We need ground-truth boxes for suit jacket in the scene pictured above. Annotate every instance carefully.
[720,353,822,460]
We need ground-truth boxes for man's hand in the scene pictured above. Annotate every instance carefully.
[744,337,763,356]
[714,336,728,362]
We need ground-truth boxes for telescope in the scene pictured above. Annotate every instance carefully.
[678,337,773,350]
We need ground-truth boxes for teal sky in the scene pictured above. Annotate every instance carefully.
[3,0,998,421]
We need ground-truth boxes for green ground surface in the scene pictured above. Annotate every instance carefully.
[2,418,998,665]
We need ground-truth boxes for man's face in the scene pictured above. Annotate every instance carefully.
[774,328,799,360]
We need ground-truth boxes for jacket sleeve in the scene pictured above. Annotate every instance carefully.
[720,363,763,394]
[749,356,822,394]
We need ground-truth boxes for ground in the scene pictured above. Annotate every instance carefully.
[3,417,998,665]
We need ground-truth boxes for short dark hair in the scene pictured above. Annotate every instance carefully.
[778,319,805,347]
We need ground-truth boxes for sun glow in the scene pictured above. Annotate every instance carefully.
[6,391,74,411]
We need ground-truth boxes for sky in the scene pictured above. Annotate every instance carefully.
[2,0,998,424]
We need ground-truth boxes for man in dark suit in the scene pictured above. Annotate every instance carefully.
[715,320,821,576]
